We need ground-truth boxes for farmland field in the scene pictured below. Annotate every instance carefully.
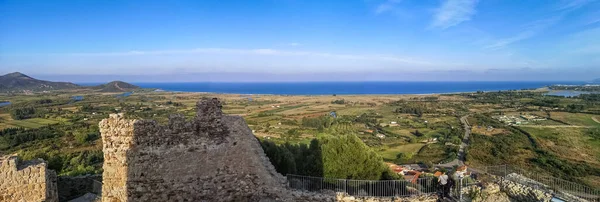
[1,89,600,189]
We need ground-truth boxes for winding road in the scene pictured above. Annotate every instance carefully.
[438,115,470,168]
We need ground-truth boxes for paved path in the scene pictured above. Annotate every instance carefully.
[438,115,470,168]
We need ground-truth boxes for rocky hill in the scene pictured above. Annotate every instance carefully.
[92,81,139,92]
[0,72,79,92]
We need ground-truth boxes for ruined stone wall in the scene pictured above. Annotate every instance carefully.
[99,98,289,202]
[58,174,102,201]
[0,156,58,202]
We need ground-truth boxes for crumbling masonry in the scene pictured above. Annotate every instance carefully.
[0,156,59,202]
[99,98,294,201]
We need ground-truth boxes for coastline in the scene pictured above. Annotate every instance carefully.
[128,81,572,96]
[147,86,552,97]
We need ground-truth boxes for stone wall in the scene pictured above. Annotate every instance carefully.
[99,98,290,202]
[58,174,102,201]
[462,180,554,202]
[0,155,59,202]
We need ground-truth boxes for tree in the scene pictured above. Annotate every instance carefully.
[412,130,424,137]
[283,128,301,139]
[395,152,414,164]
[10,107,36,120]
[320,134,389,180]
[260,134,390,180]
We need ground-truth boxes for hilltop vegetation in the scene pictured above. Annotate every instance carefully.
[0,72,79,92]
[92,81,139,92]
[0,72,140,93]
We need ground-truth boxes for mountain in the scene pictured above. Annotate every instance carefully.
[0,72,79,92]
[93,81,139,92]
[592,78,600,84]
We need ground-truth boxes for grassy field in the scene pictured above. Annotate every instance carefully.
[548,112,600,127]
[0,116,60,129]
[378,143,426,161]
[520,127,600,165]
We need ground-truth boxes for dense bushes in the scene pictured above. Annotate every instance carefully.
[565,104,585,112]
[580,94,600,102]
[532,150,600,178]
[320,134,390,180]
[21,149,104,176]
[394,107,424,117]
[301,116,334,128]
[74,127,101,144]
[331,99,346,104]
[467,132,532,166]
[10,107,36,120]
[528,98,560,108]
[0,127,63,149]
[260,139,323,177]
[260,134,395,180]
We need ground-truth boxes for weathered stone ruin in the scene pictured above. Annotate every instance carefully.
[0,155,59,202]
[99,98,294,201]
[58,174,102,201]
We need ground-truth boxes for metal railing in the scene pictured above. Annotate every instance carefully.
[472,165,600,202]
[287,174,439,197]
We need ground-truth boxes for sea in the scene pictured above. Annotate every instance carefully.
[79,81,586,95]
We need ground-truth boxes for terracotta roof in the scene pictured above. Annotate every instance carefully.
[434,171,442,177]
[411,171,421,184]
[386,163,404,173]
[407,170,419,175]
[457,165,467,172]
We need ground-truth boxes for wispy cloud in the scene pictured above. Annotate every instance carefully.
[556,0,595,11]
[484,18,560,50]
[431,0,479,29]
[375,0,402,14]
[583,11,600,25]
[51,48,436,66]
[484,0,596,50]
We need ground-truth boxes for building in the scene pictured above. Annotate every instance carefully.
[386,163,404,174]
[456,165,470,178]
[376,134,386,139]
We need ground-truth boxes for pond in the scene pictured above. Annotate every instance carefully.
[72,96,84,101]
[0,101,11,107]
[544,90,598,97]
[116,92,133,98]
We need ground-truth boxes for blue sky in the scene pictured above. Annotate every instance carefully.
[0,0,599,82]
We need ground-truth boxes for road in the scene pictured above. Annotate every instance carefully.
[438,115,470,168]
[593,116,600,124]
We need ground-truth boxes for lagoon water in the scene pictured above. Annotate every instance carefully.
[0,101,11,107]
[80,81,585,95]
[544,90,597,97]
